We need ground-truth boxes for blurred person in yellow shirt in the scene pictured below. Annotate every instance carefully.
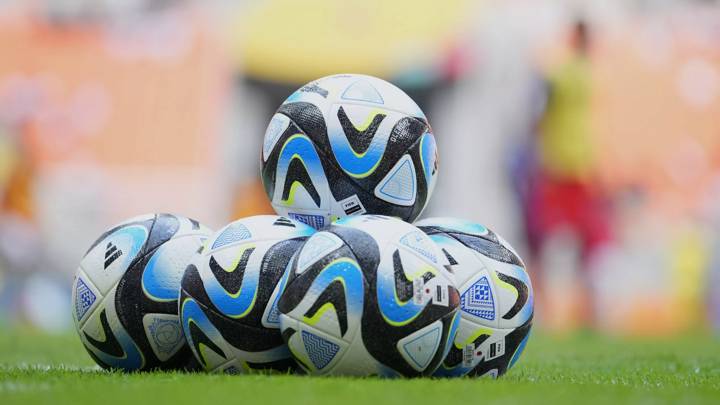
[0,124,40,326]
[538,22,593,183]
[529,19,612,330]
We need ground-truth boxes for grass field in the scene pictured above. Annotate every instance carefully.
[1,330,718,404]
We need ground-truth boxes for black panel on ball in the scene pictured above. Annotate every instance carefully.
[180,237,306,372]
[470,315,533,378]
[114,214,197,371]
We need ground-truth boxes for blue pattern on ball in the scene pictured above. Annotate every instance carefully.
[74,278,96,321]
[212,223,252,250]
[302,331,340,370]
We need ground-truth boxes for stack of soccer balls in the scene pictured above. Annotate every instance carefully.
[71,74,533,378]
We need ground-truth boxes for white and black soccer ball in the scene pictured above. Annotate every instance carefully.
[179,215,315,373]
[416,217,533,378]
[261,74,439,229]
[72,213,212,371]
[278,215,459,377]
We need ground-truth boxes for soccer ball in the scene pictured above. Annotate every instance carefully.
[179,215,315,373]
[72,213,212,371]
[278,215,459,377]
[261,74,438,229]
[416,217,533,378]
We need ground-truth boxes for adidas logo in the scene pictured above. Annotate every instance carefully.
[273,217,296,228]
[104,242,123,269]
[300,83,329,98]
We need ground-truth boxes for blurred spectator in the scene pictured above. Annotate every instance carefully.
[524,19,612,330]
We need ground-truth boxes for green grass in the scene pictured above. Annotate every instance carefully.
[0,330,718,404]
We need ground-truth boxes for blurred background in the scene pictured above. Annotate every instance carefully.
[0,0,719,336]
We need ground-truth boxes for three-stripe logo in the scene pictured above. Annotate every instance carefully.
[273,217,297,227]
[104,242,123,269]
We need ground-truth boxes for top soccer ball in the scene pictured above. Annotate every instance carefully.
[261,74,438,229]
